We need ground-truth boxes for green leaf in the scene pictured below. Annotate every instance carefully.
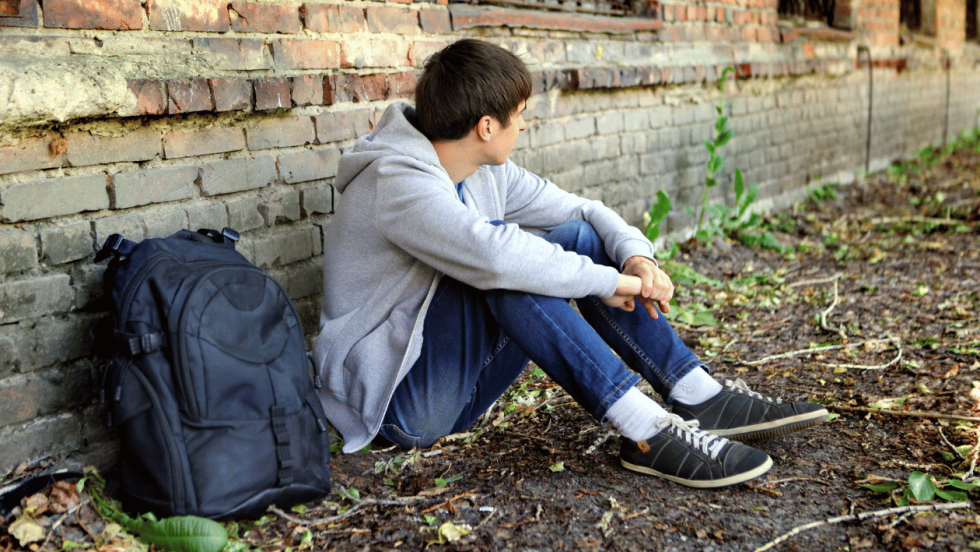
[715,117,729,133]
[715,105,723,115]
[946,480,979,491]
[291,504,308,515]
[935,489,969,502]
[707,155,725,174]
[734,169,744,199]
[714,130,734,148]
[705,176,718,188]
[908,472,938,502]
[692,310,719,326]
[860,482,899,493]
[644,190,671,242]
[130,516,228,552]
[702,139,716,155]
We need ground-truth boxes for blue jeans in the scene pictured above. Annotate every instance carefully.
[378,220,703,449]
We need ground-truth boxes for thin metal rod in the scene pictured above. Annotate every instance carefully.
[856,46,873,177]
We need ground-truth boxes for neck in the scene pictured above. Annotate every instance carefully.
[431,137,484,184]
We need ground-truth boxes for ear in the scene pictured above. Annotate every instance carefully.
[475,115,495,142]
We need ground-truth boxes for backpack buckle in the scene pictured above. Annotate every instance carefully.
[221,228,240,243]
[94,234,125,263]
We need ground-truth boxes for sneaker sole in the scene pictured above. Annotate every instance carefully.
[704,408,829,441]
[621,456,773,488]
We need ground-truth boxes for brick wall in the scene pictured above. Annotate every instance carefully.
[1,0,979,475]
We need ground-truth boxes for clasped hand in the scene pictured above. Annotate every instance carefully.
[601,256,674,319]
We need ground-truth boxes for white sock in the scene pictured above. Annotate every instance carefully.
[669,366,723,406]
[605,386,670,442]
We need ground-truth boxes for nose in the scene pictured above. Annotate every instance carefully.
[519,117,527,132]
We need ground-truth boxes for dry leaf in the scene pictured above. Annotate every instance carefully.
[8,516,46,546]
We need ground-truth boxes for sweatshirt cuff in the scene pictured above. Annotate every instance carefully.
[614,238,657,270]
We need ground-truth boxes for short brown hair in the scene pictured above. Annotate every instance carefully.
[414,39,532,142]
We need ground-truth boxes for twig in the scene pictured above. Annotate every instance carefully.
[268,489,431,526]
[887,511,914,529]
[823,338,903,370]
[739,337,897,366]
[830,404,980,424]
[938,427,967,460]
[869,216,964,226]
[964,424,980,482]
[789,272,844,288]
[817,280,847,340]
[40,497,88,550]
[753,502,971,552]
[765,477,833,487]
[746,483,783,497]
[420,492,480,514]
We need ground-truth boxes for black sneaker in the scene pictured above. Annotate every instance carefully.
[620,415,772,488]
[673,378,829,441]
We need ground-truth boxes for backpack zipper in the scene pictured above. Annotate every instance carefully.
[116,359,186,512]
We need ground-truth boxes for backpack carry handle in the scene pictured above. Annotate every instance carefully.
[94,234,138,263]
[196,227,240,245]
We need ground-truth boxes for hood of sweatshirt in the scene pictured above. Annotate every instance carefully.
[335,103,443,195]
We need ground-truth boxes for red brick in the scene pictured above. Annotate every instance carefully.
[0,0,39,27]
[125,79,167,116]
[44,0,141,29]
[164,127,246,159]
[254,77,291,111]
[314,110,372,143]
[387,72,417,99]
[65,128,162,167]
[193,37,274,71]
[419,8,451,33]
[366,6,419,34]
[715,7,725,21]
[246,117,315,150]
[407,40,445,66]
[146,0,229,31]
[302,4,366,32]
[272,39,339,70]
[0,135,65,176]
[342,39,412,68]
[210,77,251,111]
[168,78,213,113]
[663,4,674,21]
[696,5,707,19]
[230,1,301,33]
[325,74,388,104]
[291,76,324,107]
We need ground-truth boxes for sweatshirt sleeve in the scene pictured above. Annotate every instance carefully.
[493,161,656,269]
[374,159,621,299]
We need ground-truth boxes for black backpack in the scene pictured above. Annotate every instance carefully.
[96,228,331,520]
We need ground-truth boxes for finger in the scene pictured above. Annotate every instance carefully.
[638,296,659,319]
[622,298,635,311]
[658,299,670,314]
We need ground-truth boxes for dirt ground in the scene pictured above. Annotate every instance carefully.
[2,138,979,551]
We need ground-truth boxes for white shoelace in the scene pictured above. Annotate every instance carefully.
[656,415,729,460]
[725,378,783,404]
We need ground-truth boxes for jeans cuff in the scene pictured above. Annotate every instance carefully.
[378,423,422,451]
[595,372,643,424]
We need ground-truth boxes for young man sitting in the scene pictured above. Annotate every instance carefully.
[313,39,827,488]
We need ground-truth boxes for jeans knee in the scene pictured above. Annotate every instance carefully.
[547,221,605,262]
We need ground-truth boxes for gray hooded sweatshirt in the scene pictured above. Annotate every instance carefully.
[314,102,655,453]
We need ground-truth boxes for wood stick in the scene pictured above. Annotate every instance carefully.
[754,502,971,552]
[738,337,896,366]
[830,404,980,423]
[789,272,844,288]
